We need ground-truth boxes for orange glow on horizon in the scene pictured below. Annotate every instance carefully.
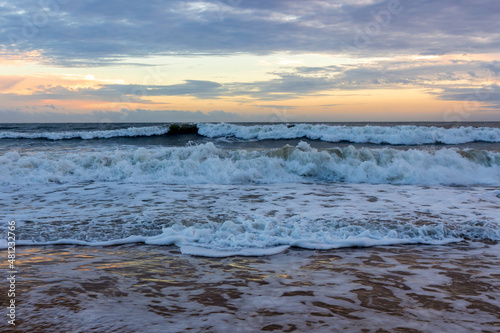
[1,51,499,121]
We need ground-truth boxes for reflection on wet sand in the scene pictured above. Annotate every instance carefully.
[3,241,500,333]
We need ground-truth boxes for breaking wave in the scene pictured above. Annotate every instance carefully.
[198,123,500,145]
[1,123,500,145]
[0,125,171,140]
[1,142,499,185]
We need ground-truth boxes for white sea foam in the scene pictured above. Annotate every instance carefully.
[2,215,497,258]
[1,142,499,185]
[0,125,170,140]
[198,123,500,144]
[143,219,466,256]
[0,216,493,256]
[1,183,499,256]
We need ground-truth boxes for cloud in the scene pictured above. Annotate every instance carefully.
[120,80,224,99]
[0,108,275,123]
[1,58,498,108]
[435,85,500,111]
[1,0,499,65]
[221,58,500,101]
[0,80,224,105]
[257,105,297,109]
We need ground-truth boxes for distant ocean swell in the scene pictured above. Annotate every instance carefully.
[0,125,172,140]
[1,123,500,144]
[1,142,499,185]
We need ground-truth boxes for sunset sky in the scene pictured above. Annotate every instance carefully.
[1,0,499,122]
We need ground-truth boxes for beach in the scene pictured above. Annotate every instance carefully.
[3,241,500,332]
[1,122,499,332]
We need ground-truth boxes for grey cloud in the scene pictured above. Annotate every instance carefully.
[225,75,334,101]
[295,66,342,74]
[0,108,262,123]
[0,80,224,103]
[1,0,499,65]
[126,80,223,99]
[436,85,500,110]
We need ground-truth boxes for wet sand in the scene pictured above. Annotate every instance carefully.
[3,241,500,333]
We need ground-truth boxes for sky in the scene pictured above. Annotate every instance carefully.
[1,0,500,122]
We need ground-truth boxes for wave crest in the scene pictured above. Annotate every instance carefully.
[0,125,171,140]
[198,123,500,144]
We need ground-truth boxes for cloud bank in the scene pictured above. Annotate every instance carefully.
[0,108,285,123]
[2,0,499,65]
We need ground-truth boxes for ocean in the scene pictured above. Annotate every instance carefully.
[1,122,499,332]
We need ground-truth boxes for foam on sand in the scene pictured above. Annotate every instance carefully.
[2,183,498,256]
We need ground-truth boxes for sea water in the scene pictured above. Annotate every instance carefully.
[1,122,499,257]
